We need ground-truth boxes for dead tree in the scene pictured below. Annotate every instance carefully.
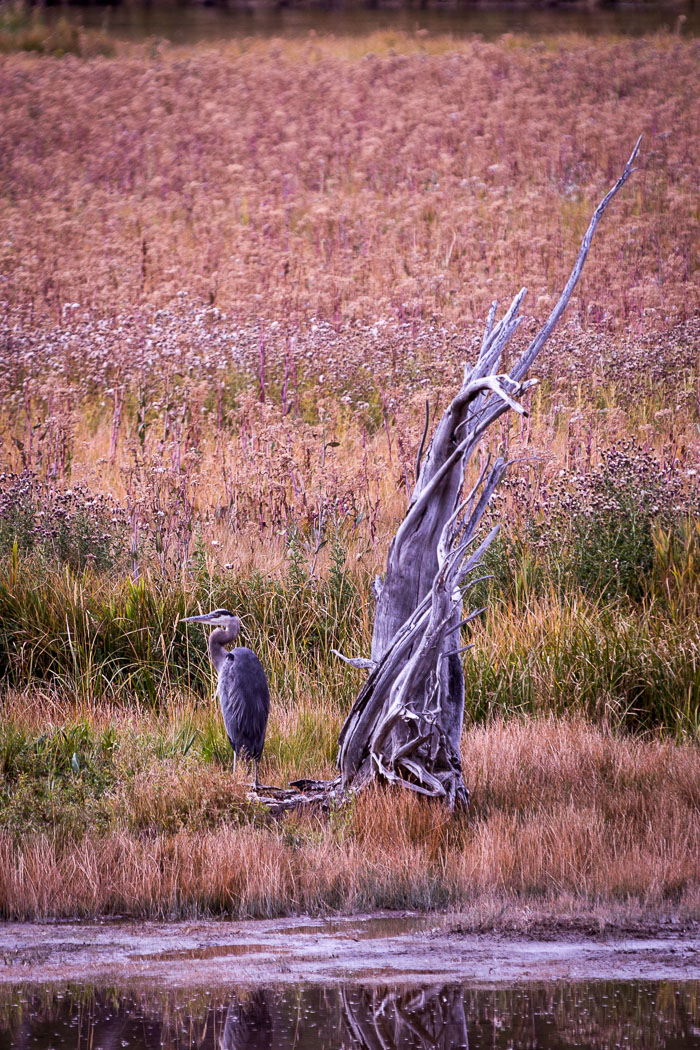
[257,139,640,814]
[334,138,641,810]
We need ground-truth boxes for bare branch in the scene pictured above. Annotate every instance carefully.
[444,644,475,658]
[414,399,430,482]
[512,135,642,382]
[331,649,377,671]
[479,299,498,357]
[394,380,527,549]
[445,607,487,635]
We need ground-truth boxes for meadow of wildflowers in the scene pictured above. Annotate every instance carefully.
[0,30,698,920]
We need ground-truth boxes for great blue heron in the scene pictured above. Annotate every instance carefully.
[182,609,270,790]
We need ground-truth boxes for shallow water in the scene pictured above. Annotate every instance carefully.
[285,913,437,939]
[44,3,700,43]
[127,916,436,962]
[1,980,699,1050]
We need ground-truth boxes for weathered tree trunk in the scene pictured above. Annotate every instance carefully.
[334,139,641,810]
[254,140,640,815]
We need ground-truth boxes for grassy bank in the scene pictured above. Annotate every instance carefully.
[1,714,698,920]
[1,531,699,734]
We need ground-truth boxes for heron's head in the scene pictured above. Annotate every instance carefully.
[182,609,242,635]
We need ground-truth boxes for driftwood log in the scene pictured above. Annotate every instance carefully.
[253,138,641,814]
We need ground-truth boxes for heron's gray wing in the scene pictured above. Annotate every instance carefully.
[218,647,270,761]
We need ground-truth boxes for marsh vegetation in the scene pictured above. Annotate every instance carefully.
[0,30,698,920]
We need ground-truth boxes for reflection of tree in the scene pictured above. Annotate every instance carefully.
[220,991,272,1050]
[340,985,468,1050]
[1,979,699,1050]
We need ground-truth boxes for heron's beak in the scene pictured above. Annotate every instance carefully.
[181,614,214,624]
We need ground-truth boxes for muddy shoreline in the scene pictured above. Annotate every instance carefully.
[2,914,699,987]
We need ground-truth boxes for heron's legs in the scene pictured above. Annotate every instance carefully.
[253,760,259,792]
[232,752,237,779]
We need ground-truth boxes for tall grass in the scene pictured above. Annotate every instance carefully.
[1,513,699,918]
[2,514,698,736]
[0,536,367,710]
[464,588,700,735]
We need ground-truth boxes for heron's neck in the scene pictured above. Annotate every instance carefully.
[209,624,238,673]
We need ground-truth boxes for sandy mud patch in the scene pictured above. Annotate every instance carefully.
[1,913,699,987]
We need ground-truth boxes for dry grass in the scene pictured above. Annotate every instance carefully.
[1,717,698,920]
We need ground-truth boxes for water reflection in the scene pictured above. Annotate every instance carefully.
[221,990,272,1050]
[340,986,469,1049]
[1,980,699,1050]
